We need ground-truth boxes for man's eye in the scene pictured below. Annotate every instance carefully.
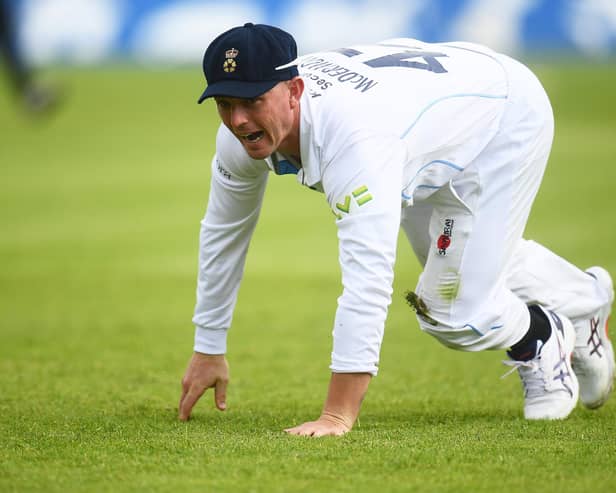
[216,100,230,110]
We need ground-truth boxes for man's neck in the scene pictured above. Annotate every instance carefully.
[279,152,301,168]
[277,106,301,164]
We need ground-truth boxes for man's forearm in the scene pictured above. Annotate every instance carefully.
[320,372,372,429]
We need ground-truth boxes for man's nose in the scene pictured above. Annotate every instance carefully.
[229,105,249,129]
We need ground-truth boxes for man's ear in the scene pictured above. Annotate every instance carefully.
[288,76,304,108]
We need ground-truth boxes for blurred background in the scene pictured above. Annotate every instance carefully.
[9,0,616,66]
[3,0,615,117]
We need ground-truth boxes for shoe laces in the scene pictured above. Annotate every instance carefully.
[501,358,546,398]
[502,341,574,398]
[502,358,538,378]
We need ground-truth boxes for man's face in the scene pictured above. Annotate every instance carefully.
[214,81,297,160]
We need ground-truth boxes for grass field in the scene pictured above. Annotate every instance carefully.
[1,63,616,492]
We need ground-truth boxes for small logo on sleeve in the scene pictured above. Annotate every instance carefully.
[216,159,232,180]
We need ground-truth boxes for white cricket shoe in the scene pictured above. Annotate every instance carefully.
[503,310,579,420]
[572,266,615,409]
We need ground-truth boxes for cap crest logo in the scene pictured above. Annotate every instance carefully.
[223,48,239,73]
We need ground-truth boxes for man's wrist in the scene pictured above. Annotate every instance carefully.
[194,326,228,354]
[319,410,354,431]
[322,372,372,430]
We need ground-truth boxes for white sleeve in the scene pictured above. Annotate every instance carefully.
[192,127,269,354]
[321,134,405,376]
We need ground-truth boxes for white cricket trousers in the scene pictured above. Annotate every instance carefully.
[400,54,605,351]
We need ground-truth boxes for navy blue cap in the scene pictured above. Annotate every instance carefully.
[198,23,299,103]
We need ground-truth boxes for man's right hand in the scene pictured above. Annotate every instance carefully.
[178,352,229,421]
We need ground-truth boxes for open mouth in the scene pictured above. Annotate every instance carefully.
[242,131,264,143]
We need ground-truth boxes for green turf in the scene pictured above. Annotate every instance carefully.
[1,64,615,492]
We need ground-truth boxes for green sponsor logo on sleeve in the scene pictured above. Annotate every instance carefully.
[353,185,373,206]
[333,185,373,220]
[335,195,351,213]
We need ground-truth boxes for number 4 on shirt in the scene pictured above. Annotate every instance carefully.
[335,47,448,73]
